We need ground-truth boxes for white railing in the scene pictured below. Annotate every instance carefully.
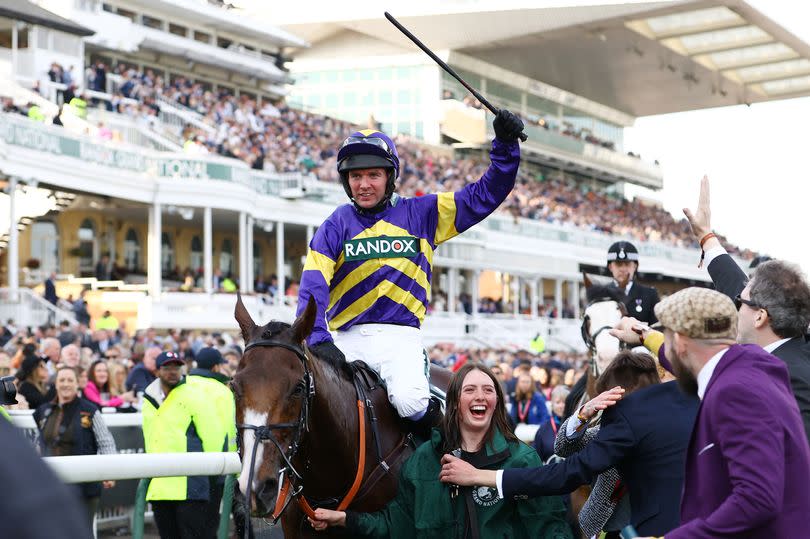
[154,94,216,136]
[0,287,78,327]
[44,452,241,483]
[88,109,182,152]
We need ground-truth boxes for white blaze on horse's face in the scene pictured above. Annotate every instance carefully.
[585,301,623,374]
[238,408,267,498]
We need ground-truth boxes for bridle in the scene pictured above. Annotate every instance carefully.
[580,296,628,377]
[236,338,315,529]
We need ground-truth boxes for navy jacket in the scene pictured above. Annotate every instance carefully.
[125,363,157,393]
[503,381,698,536]
[610,281,660,325]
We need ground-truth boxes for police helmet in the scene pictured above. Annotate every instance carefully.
[606,241,639,266]
[337,130,400,206]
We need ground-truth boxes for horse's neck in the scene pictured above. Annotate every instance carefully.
[298,362,361,496]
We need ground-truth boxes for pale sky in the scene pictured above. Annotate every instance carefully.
[624,1,810,274]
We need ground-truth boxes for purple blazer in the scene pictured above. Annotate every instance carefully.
[659,344,810,538]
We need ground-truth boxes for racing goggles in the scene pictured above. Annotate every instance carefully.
[340,136,393,157]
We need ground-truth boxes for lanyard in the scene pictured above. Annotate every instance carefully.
[517,400,531,422]
[549,416,558,436]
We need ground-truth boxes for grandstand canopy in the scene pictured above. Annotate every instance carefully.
[268,0,810,117]
[1,0,93,36]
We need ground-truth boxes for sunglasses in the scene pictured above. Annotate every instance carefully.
[734,294,765,311]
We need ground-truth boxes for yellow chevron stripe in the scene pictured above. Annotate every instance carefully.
[302,249,336,285]
[435,192,459,245]
[334,220,434,272]
[328,256,431,311]
[328,280,426,331]
[357,129,379,136]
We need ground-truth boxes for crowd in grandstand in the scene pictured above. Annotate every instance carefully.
[0,61,754,258]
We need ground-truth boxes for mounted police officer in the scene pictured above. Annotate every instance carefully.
[297,110,525,437]
[606,241,660,325]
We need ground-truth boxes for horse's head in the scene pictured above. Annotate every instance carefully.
[581,278,627,377]
[232,294,317,516]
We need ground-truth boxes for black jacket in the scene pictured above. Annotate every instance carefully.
[610,281,660,325]
[34,398,103,498]
[503,381,698,536]
[707,253,810,446]
[0,419,91,538]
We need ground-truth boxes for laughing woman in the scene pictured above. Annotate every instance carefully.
[308,362,572,539]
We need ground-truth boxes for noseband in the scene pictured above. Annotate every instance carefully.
[236,339,315,528]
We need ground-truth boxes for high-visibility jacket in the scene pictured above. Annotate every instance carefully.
[69,97,87,119]
[187,369,236,453]
[0,407,10,421]
[141,377,221,501]
[27,105,45,122]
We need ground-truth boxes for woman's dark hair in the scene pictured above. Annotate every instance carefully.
[595,351,660,395]
[87,360,109,392]
[440,362,518,454]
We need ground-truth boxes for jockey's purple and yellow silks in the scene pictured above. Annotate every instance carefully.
[297,139,520,345]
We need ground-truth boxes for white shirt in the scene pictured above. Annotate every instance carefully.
[764,338,791,353]
[697,348,729,400]
[703,245,727,268]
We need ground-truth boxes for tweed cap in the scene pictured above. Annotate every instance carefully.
[653,287,737,340]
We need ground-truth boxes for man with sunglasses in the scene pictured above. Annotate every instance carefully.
[297,110,524,436]
[681,176,810,446]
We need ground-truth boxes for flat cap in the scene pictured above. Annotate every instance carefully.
[654,287,737,340]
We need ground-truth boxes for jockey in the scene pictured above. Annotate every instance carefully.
[297,110,524,436]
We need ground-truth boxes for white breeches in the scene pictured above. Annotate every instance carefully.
[334,324,430,419]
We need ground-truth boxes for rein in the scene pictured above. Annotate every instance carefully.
[236,338,370,527]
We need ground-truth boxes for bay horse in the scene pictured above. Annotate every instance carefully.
[232,295,450,538]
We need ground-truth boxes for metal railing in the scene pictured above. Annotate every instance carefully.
[0,287,78,327]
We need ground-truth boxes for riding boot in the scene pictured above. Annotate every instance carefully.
[408,396,443,441]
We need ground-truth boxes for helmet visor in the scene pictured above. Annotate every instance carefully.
[341,135,393,156]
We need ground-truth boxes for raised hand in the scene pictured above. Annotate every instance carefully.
[579,386,625,421]
[683,175,712,241]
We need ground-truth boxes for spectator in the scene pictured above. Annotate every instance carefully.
[84,360,136,410]
[33,365,117,527]
[125,345,160,393]
[59,343,81,369]
[44,272,58,305]
[309,362,572,538]
[510,372,550,426]
[40,337,61,377]
[96,310,120,331]
[534,384,569,462]
[95,254,111,281]
[107,360,129,397]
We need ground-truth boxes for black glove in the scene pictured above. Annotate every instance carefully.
[311,341,345,365]
[492,109,525,143]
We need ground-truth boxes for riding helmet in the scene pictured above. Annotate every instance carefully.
[337,129,400,210]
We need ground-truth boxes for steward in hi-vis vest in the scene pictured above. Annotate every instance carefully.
[297,110,525,437]
[142,351,221,539]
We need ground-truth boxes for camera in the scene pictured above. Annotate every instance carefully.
[1,375,17,406]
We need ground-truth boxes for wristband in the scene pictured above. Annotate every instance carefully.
[576,405,590,423]
[698,232,717,268]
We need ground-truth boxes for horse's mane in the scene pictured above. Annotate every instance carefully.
[257,321,353,380]
[585,284,625,305]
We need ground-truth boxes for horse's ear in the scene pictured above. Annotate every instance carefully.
[583,271,593,289]
[234,292,256,342]
[291,296,317,345]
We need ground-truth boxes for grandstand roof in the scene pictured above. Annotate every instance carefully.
[270,0,810,117]
[124,0,308,49]
[0,0,94,37]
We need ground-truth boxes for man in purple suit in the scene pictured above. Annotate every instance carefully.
[613,287,810,538]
